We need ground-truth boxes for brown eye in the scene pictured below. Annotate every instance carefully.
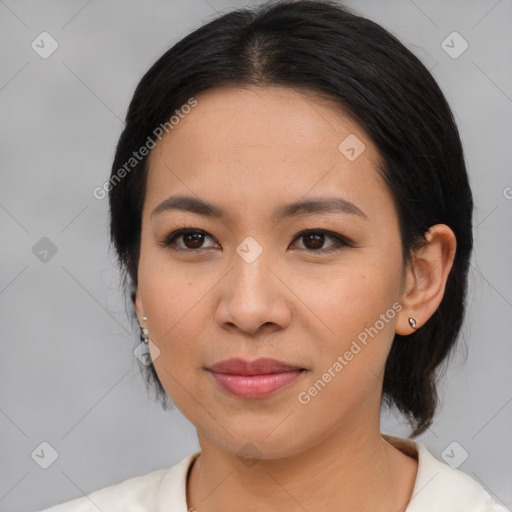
[182,231,206,249]
[291,230,350,253]
[160,228,350,254]
[302,232,325,250]
[161,229,217,251]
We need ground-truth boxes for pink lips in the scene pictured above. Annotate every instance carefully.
[207,357,306,398]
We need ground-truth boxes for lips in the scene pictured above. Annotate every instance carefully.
[207,358,306,398]
[208,357,304,375]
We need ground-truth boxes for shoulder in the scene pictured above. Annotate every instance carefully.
[37,451,199,512]
[385,436,510,512]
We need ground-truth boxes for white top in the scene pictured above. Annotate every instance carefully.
[39,435,510,511]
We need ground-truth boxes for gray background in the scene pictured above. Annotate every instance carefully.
[0,0,511,510]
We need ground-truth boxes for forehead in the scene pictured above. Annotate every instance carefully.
[149,85,379,159]
[144,85,391,221]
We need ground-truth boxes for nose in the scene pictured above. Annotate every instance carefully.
[214,248,292,336]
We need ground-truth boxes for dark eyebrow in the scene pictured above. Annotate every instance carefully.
[274,197,367,221]
[151,195,367,221]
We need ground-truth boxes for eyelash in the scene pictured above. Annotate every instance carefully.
[158,226,353,254]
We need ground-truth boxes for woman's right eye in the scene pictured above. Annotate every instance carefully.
[160,229,218,251]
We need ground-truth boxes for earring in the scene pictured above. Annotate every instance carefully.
[408,317,417,329]
[139,317,149,343]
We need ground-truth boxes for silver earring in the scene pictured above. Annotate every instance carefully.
[408,317,417,329]
[139,317,149,343]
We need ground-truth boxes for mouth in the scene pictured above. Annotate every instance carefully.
[206,358,307,398]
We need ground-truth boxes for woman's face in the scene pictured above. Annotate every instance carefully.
[136,86,407,459]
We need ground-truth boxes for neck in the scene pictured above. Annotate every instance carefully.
[187,427,418,512]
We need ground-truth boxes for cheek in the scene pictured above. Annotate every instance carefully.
[297,287,399,428]
[140,268,207,408]
[137,255,206,365]
[305,253,403,382]
[314,261,401,336]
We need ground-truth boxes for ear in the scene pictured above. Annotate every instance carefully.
[396,224,457,335]
[134,289,145,321]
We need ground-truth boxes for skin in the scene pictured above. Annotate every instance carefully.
[134,85,456,512]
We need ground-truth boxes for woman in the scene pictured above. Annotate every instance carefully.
[41,0,510,510]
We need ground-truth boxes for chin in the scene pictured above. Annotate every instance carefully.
[199,421,316,462]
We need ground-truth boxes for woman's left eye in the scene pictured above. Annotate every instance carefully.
[291,229,350,253]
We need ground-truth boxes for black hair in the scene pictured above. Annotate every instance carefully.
[108,0,473,437]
